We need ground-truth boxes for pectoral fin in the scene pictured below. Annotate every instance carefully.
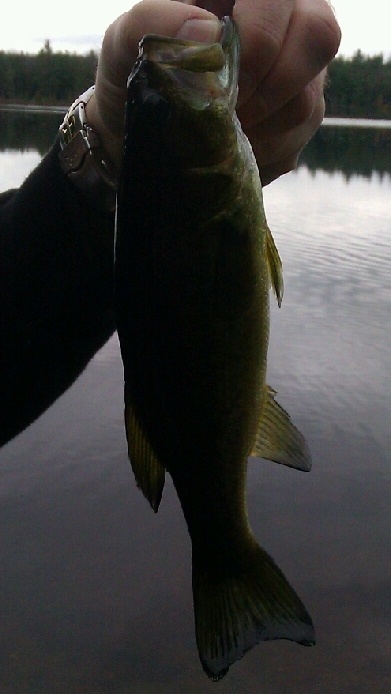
[125,403,166,512]
[266,224,284,307]
[251,386,311,471]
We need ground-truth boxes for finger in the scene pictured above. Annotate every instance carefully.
[237,0,340,127]
[180,0,234,18]
[233,0,296,106]
[255,93,326,185]
[247,69,327,139]
[92,0,221,158]
[99,0,219,92]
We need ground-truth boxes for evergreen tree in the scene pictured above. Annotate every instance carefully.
[0,44,389,118]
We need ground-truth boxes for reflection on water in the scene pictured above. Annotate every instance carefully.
[299,124,391,179]
[0,151,41,191]
[0,109,63,156]
[0,110,62,190]
[1,118,391,692]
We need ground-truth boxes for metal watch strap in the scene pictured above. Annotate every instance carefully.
[59,86,117,212]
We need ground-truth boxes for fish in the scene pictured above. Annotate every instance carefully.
[114,16,314,681]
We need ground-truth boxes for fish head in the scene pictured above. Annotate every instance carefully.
[126,16,240,168]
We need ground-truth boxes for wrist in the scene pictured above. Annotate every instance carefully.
[84,91,124,173]
[58,87,118,211]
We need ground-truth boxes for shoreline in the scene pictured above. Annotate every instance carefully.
[1,105,391,128]
[323,116,391,129]
[0,103,67,114]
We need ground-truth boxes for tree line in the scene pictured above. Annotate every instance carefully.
[326,51,391,119]
[0,42,390,119]
[0,41,97,105]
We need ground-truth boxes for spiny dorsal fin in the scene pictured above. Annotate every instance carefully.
[125,403,166,512]
[193,541,315,681]
[266,224,284,307]
[250,385,311,471]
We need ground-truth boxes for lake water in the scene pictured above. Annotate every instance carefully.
[1,111,390,693]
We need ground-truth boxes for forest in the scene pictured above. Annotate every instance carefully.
[0,41,98,106]
[326,51,391,119]
[0,41,390,119]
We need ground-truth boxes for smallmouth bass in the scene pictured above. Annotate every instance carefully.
[115,16,314,681]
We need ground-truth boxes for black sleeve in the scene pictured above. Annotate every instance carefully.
[0,138,116,447]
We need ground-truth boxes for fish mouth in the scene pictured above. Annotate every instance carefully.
[137,16,239,111]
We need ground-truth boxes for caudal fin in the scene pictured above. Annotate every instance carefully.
[192,542,315,681]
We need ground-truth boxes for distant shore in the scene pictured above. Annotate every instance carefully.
[0,102,66,114]
[1,104,391,127]
[323,117,391,128]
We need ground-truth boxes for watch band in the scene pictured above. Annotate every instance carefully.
[59,86,117,212]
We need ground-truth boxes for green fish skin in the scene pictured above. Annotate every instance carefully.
[115,16,314,681]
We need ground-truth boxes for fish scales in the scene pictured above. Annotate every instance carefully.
[115,16,314,681]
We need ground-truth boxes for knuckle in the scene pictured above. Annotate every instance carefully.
[305,5,342,67]
[290,89,318,127]
[241,22,282,75]
[302,78,326,123]
[234,4,289,75]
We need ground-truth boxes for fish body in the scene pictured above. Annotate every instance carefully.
[115,18,313,680]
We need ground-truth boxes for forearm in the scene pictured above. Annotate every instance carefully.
[0,0,341,447]
[0,139,116,446]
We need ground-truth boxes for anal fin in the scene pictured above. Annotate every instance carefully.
[251,385,311,471]
[125,403,166,512]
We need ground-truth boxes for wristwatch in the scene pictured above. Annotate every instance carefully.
[59,86,118,211]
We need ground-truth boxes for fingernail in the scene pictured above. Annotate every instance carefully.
[176,18,221,44]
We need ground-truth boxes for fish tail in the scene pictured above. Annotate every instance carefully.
[192,540,315,681]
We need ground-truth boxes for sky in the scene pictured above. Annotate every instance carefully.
[0,1,388,58]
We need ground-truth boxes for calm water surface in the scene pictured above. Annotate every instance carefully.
[1,112,390,693]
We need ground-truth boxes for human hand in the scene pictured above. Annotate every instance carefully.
[86,0,340,185]
[229,0,341,184]
[86,0,221,176]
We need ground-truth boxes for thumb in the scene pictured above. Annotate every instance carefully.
[102,0,221,86]
[90,0,221,165]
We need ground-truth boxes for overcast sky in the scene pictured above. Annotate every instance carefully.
[0,1,388,57]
